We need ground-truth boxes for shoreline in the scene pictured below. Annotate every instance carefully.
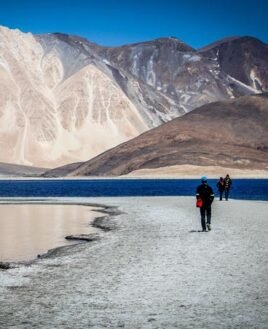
[0,176,268,181]
[0,198,122,269]
[1,164,268,179]
[1,195,266,270]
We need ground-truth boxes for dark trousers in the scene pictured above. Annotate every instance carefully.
[200,206,211,230]
[219,190,224,200]
[225,188,230,200]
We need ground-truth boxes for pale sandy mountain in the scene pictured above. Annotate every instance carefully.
[0,26,148,168]
[45,94,268,177]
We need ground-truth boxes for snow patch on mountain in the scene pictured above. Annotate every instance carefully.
[250,69,263,90]
[227,75,259,94]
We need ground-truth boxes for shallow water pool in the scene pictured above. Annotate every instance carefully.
[0,204,98,262]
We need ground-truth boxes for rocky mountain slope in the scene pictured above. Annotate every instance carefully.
[46,94,268,177]
[97,36,268,110]
[199,36,268,91]
[0,26,267,168]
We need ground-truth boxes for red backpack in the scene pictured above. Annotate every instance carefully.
[196,199,203,208]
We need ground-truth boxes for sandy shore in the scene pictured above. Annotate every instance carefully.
[1,164,268,179]
[0,197,267,328]
[126,164,268,178]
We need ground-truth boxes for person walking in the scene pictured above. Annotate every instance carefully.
[224,174,232,201]
[217,177,225,201]
[196,176,215,232]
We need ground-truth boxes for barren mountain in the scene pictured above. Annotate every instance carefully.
[0,26,267,168]
[199,36,268,92]
[0,27,148,168]
[96,36,266,110]
[0,162,47,177]
[48,94,268,177]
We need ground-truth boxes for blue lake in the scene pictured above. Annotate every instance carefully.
[0,179,267,200]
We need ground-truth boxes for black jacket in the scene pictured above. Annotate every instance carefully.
[224,177,232,190]
[217,180,225,192]
[196,184,214,207]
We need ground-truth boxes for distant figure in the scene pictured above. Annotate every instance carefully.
[217,177,225,201]
[196,176,215,232]
[224,174,232,201]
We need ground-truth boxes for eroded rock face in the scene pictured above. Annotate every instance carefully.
[0,27,148,167]
[0,27,267,168]
[96,36,268,112]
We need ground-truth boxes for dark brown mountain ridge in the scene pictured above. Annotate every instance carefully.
[44,93,268,177]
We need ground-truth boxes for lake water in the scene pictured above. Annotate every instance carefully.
[0,204,98,262]
[0,179,267,200]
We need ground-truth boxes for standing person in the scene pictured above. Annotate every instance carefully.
[224,174,232,201]
[196,176,215,232]
[217,177,225,201]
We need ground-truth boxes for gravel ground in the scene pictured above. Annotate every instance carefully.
[0,197,267,329]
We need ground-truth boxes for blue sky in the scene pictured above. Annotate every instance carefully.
[0,0,267,48]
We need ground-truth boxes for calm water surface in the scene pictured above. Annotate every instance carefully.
[0,179,267,200]
[0,204,98,262]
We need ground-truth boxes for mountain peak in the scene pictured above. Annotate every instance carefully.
[51,32,100,48]
[153,37,194,50]
[153,36,185,43]
[198,35,266,52]
[111,36,194,52]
